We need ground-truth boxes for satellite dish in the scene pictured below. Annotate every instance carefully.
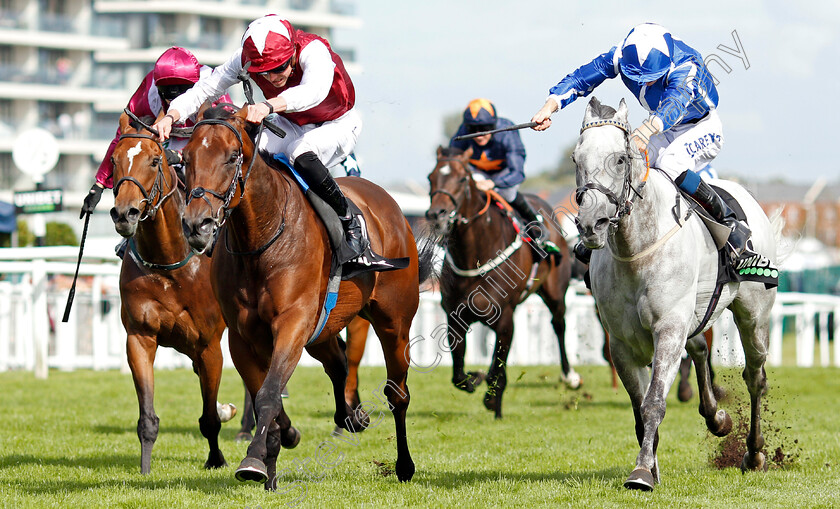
[12,128,60,183]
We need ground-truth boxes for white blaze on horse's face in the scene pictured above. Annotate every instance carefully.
[574,125,628,250]
[126,141,143,175]
[201,137,210,149]
[439,164,451,176]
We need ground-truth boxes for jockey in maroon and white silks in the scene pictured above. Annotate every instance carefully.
[93,48,232,189]
[80,47,232,218]
[155,14,375,267]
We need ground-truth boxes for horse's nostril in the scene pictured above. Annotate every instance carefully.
[199,217,215,235]
[109,207,120,223]
[126,208,141,223]
[595,218,610,230]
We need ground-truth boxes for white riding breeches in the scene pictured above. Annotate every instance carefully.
[647,109,724,179]
[257,108,362,170]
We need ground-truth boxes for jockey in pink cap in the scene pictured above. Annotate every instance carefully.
[80,47,233,217]
[152,14,380,269]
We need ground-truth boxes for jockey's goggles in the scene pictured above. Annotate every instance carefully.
[257,57,293,76]
[157,84,194,101]
[467,123,495,135]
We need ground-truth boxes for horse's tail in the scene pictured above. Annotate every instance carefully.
[416,234,439,286]
[769,206,794,266]
[414,223,442,287]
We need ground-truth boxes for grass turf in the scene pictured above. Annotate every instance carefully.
[0,363,838,508]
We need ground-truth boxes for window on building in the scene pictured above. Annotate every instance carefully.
[198,16,224,49]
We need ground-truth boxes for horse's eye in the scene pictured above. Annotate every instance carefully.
[151,157,161,167]
[616,156,626,166]
[228,152,240,165]
[458,177,468,184]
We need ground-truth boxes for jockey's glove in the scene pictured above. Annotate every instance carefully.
[164,148,182,166]
[80,183,104,218]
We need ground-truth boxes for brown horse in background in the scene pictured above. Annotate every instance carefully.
[425,147,573,419]
[180,107,433,486]
[109,112,230,474]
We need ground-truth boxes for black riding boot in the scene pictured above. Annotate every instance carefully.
[293,152,366,259]
[677,171,751,258]
[509,192,560,254]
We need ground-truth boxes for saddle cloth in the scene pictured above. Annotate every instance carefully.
[687,185,778,289]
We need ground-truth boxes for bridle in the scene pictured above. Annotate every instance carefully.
[185,118,248,229]
[113,131,179,222]
[574,119,648,227]
[429,157,492,227]
[185,117,286,256]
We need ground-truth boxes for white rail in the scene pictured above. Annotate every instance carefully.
[0,246,837,376]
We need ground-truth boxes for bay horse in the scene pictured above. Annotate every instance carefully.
[425,146,574,419]
[109,112,230,474]
[180,106,431,486]
[574,97,778,490]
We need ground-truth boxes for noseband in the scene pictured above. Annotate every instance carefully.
[113,132,179,221]
[574,119,647,225]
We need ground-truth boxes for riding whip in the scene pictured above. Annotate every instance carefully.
[237,62,286,139]
[61,211,91,322]
[453,121,538,141]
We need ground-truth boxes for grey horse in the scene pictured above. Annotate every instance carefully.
[574,97,779,490]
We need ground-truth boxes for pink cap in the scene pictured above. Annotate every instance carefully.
[153,47,201,86]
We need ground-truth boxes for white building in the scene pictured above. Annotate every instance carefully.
[0,0,360,242]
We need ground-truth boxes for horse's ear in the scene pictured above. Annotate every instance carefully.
[463,146,473,160]
[196,100,211,121]
[616,98,629,123]
[436,146,444,158]
[236,105,248,120]
[118,111,132,134]
[584,97,602,123]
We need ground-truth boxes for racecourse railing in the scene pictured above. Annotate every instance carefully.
[0,246,838,378]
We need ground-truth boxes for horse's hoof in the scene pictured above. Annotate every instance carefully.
[235,431,253,443]
[453,371,485,393]
[708,409,733,437]
[396,457,415,482]
[741,451,768,473]
[235,457,268,483]
[677,380,693,402]
[204,450,227,469]
[562,370,582,390]
[217,402,237,423]
[482,392,502,418]
[624,468,655,491]
[281,426,301,449]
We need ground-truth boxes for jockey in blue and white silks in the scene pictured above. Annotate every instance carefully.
[531,23,750,260]
[451,98,559,255]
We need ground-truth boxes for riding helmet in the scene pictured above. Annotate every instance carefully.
[619,23,675,84]
[241,15,297,73]
[463,98,497,134]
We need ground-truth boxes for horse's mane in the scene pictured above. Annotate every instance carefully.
[129,115,155,132]
[203,104,237,120]
[439,146,464,158]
